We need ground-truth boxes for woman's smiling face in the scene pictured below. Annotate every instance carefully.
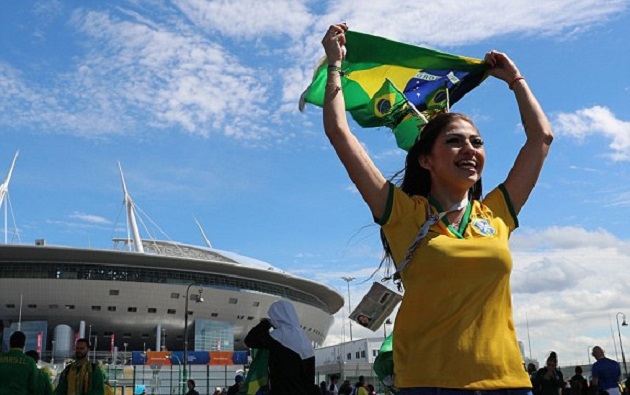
[419,118,485,191]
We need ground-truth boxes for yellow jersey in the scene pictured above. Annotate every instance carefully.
[379,183,530,390]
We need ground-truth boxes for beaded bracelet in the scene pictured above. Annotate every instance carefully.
[509,76,525,90]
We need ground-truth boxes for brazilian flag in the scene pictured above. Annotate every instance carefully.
[238,349,269,395]
[300,31,489,151]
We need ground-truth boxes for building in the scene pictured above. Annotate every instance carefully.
[314,337,385,386]
[0,155,344,360]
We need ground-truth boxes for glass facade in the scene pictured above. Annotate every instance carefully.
[194,319,233,351]
[0,262,328,312]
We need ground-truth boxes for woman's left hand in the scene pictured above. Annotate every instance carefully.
[484,50,521,84]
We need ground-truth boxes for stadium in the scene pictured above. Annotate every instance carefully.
[0,155,344,361]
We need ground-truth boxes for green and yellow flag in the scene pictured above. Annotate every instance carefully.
[300,31,489,151]
[238,349,269,395]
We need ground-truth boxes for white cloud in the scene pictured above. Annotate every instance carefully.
[173,0,313,40]
[508,225,630,362]
[69,211,111,225]
[553,106,630,161]
[325,0,628,46]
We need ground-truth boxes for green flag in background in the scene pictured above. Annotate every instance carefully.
[238,349,269,395]
[373,333,396,393]
[299,31,489,151]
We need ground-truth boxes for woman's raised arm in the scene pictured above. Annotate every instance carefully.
[322,24,390,220]
[484,50,553,214]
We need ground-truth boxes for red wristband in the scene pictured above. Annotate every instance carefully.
[509,76,525,90]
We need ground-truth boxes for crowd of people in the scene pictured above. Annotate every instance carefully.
[0,331,105,395]
[321,375,379,395]
[528,350,629,395]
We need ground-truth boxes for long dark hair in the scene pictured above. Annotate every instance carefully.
[380,112,483,280]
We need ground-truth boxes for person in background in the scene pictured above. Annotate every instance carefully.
[186,379,200,395]
[534,352,564,395]
[25,350,53,395]
[227,375,244,395]
[244,300,317,394]
[321,381,330,395]
[54,338,104,395]
[321,22,552,394]
[338,379,352,395]
[591,346,621,395]
[0,331,39,395]
[329,374,340,395]
[570,366,589,395]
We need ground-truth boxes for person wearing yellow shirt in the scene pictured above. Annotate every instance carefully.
[321,23,552,395]
[54,339,104,395]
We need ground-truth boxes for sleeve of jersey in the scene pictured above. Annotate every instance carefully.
[482,184,519,231]
[375,183,428,267]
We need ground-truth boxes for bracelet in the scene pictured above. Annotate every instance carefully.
[327,64,344,76]
[508,76,525,90]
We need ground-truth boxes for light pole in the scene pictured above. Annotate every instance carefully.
[587,345,593,366]
[169,353,183,395]
[616,312,628,378]
[383,318,392,338]
[341,276,355,341]
[183,283,204,394]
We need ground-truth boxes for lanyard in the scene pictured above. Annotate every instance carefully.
[386,198,468,288]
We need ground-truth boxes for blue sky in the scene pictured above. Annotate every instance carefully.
[2,0,630,366]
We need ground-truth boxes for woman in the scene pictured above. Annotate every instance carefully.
[533,353,564,395]
[322,23,553,394]
[244,300,318,395]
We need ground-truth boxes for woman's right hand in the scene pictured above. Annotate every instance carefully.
[321,23,348,66]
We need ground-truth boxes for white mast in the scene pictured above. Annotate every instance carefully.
[1,151,18,245]
[118,162,144,253]
[194,216,213,248]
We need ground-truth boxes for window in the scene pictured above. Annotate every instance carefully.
[141,334,149,339]
[229,298,238,304]
[65,305,75,310]
[92,306,102,311]
[211,313,218,317]
[247,316,254,320]
[128,307,137,312]
[6,304,15,308]
[372,350,378,357]
[355,351,360,358]
[27,304,37,308]
[167,309,176,314]
[361,350,366,358]
[148,308,157,313]
[252,301,260,307]
[123,333,132,338]
[49,304,59,309]
[237,315,244,320]
[347,353,351,360]
[109,290,120,296]
[108,306,116,312]
[171,293,180,299]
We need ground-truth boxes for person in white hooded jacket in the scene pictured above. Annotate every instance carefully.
[244,300,318,395]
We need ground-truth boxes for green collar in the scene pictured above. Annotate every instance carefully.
[428,196,472,239]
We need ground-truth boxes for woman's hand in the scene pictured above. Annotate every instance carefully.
[484,50,521,85]
[322,23,348,66]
